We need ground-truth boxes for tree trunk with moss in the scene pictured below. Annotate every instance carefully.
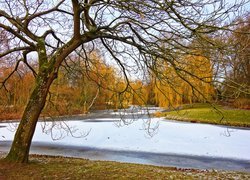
[4,37,58,163]
[4,32,83,163]
[5,70,55,163]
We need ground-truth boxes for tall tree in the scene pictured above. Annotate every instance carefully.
[225,16,250,98]
[0,0,248,163]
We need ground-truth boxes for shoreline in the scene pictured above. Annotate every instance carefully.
[1,112,250,129]
[1,141,250,172]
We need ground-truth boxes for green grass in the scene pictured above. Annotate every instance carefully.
[159,103,250,127]
[0,155,249,179]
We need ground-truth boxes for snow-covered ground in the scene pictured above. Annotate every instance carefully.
[0,114,250,161]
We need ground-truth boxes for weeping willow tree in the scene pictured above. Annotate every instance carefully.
[0,0,249,163]
[154,52,214,108]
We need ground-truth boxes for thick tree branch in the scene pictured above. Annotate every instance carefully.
[0,46,33,58]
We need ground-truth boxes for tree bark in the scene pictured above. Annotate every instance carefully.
[4,36,83,163]
[5,73,55,163]
[3,20,93,162]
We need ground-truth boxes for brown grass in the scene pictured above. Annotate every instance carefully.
[0,155,249,179]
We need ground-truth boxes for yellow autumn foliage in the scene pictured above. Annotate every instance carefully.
[154,53,214,108]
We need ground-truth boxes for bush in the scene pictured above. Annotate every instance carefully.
[233,98,250,109]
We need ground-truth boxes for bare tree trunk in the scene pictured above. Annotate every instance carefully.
[5,74,54,163]
[87,87,100,112]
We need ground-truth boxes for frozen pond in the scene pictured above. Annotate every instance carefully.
[0,107,250,171]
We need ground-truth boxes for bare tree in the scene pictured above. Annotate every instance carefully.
[221,15,250,99]
[0,0,249,163]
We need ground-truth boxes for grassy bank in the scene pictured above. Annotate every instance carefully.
[157,103,250,127]
[0,155,249,179]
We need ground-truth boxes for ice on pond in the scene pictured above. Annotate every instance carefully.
[0,109,250,161]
